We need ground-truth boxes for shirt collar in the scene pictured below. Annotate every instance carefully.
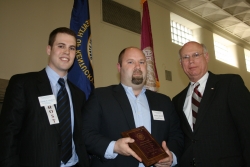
[121,83,146,97]
[45,65,68,86]
[187,72,209,96]
[190,72,209,87]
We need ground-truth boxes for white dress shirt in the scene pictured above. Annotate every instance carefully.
[183,72,209,131]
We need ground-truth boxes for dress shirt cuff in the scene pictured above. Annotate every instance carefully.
[171,151,177,166]
[104,141,118,159]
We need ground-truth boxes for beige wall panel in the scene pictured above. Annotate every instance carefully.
[0,0,73,79]
[0,0,249,99]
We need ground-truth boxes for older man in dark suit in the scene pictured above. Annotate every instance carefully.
[82,47,183,167]
[0,27,90,167]
[172,41,250,167]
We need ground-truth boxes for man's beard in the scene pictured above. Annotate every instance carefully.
[132,69,144,85]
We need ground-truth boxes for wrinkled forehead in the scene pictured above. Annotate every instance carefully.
[180,42,203,55]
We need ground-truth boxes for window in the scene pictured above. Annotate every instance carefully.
[171,20,193,46]
[170,13,199,46]
[213,34,237,67]
[244,49,250,72]
[214,41,229,63]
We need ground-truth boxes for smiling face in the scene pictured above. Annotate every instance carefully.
[117,47,147,90]
[47,33,76,77]
[180,41,209,82]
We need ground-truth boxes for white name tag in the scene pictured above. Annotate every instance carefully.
[38,95,57,107]
[152,110,165,121]
[44,105,59,125]
[38,95,59,125]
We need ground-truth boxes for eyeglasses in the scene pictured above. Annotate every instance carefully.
[180,52,204,62]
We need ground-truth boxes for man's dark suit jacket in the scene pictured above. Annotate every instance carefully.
[82,84,183,167]
[0,69,90,167]
[172,71,250,167]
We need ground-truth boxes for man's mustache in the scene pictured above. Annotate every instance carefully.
[133,69,142,75]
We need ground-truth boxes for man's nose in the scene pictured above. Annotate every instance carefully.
[64,48,70,54]
[135,62,141,69]
[188,55,195,62]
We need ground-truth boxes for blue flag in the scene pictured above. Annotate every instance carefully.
[68,0,94,99]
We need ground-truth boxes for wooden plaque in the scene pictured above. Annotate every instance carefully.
[121,126,168,167]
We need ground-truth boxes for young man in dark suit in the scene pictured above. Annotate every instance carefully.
[0,27,90,167]
[172,41,250,167]
[82,47,183,167]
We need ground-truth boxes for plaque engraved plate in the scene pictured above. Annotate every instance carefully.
[121,126,168,167]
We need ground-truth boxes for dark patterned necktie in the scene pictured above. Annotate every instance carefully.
[192,83,202,128]
[57,78,72,164]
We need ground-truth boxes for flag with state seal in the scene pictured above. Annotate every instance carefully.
[68,0,94,99]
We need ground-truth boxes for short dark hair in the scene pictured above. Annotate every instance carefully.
[48,27,77,46]
[118,48,127,65]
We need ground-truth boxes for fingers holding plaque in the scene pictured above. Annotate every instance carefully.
[121,126,168,167]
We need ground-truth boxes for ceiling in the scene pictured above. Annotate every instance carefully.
[171,0,250,44]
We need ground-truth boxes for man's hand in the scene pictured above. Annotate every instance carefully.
[155,141,173,167]
[114,137,142,162]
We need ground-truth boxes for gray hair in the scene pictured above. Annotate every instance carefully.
[178,42,208,58]
[201,43,208,53]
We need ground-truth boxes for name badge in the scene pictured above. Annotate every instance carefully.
[44,105,59,125]
[152,110,165,121]
[38,95,59,125]
[38,95,57,107]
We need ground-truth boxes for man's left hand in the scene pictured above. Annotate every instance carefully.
[154,141,173,167]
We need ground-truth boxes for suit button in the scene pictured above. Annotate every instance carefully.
[190,158,196,166]
[192,139,196,143]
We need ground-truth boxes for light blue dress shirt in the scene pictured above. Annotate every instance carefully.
[104,84,177,167]
[45,66,78,167]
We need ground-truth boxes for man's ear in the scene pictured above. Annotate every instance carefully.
[117,63,121,72]
[205,52,209,63]
[46,45,51,55]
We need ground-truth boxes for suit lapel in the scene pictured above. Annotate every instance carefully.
[68,81,82,137]
[37,69,61,134]
[37,69,53,96]
[145,90,157,136]
[194,72,218,132]
[177,85,193,136]
[113,84,136,129]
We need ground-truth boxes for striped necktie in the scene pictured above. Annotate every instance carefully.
[57,78,72,164]
[192,83,202,128]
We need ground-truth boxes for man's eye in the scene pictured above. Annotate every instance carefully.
[70,47,76,51]
[128,61,133,64]
[183,56,189,59]
[193,53,199,57]
[58,45,64,48]
[140,61,145,64]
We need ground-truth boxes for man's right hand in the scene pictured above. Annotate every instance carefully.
[114,137,142,162]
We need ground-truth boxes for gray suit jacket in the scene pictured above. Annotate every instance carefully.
[172,71,250,167]
[82,84,183,167]
[0,69,90,167]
